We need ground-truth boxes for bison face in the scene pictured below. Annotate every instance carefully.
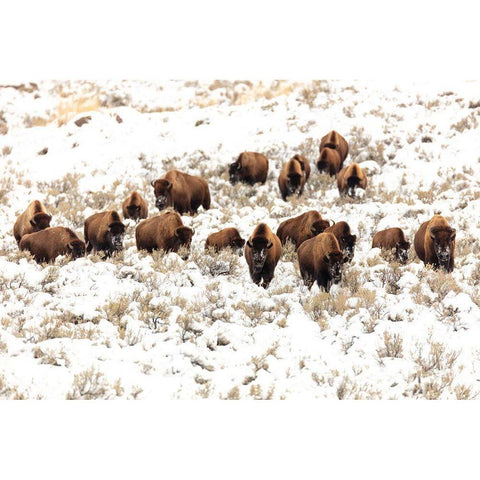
[108,222,126,252]
[174,227,194,259]
[229,162,241,184]
[341,234,357,262]
[286,173,302,195]
[126,205,141,220]
[247,238,273,273]
[395,241,410,264]
[68,240,86,260]
[152,179,173,210]
[310,220,330,237]
[323,251,345,284]
[231,237,246,255]
[430,227,455,268]
[30,213,52,232]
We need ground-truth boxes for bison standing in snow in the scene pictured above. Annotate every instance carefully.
[84,210,126,256]
[337,163,367,197]
[372,227,410,264]
[13,200,52,244]
[229,152,268,185]
[205,227,245,253]
[122,191,148,220]
[320,130,349,163]
[278,154,310,200]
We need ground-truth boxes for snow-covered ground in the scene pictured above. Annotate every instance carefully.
[0,80,479,399]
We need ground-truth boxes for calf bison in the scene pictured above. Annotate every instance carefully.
[297,232,346,291]
[277,211,331,249]
[205,228,245,253]
[151,170,210,215]
[316,147,342,176]
[13,200,52,244]
[19,227,85,263]
[324,221,357,262]
[229,152,268,185]
[414,215,455,272]
[320,130,349,163]
[372,228,410,264]
[84,210,126,256]
[337,163,367,197]
[245,223,282,288]
[278,154,310,200]
[122,191,148,220]
[136,211,194,259]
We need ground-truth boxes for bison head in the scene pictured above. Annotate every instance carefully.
[229,161,241,184]
[174,226,194,259]
[107,221,126,252]
[231,237,246,255]
[126,205,141,220]
[67,240,86,260]
[310,220,330,237]
[246,237,273,273]
[151,179,173,211]
[286,173,302,196]
[30,212,52,232]
[395,240,410,264]
[323,251,346,284]
[341,234,357,262]
[429,227,455,269]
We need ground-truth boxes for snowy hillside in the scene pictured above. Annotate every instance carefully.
[0,80,479,399]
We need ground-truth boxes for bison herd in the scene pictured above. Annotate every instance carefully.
[12,130,457,292]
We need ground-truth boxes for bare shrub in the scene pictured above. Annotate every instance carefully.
[377,331,403,359]
[66,367,123,400]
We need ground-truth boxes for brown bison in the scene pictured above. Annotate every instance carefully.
[414,215,455,272]
[324,221,357,262]
[84,210,126,256]
[278,154,311,200]
[122,191,148,220]
[276,211,331,249]
[135,211,194,259]
[337,163,367,197]
[316,147,342,176]
[319,130,349,163]
[19,227,85,264]
[229,152,268,185]
[151,170,210,215]
[205,228,245,253]
[372,228,410,264]
[13,200,52,244]
[245,223,282,288]
[297,232,346,291]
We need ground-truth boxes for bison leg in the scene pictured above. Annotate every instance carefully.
[250,271,262,286]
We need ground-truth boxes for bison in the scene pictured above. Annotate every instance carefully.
[319,130,349,163]
[278,154,311,200]
[337,163,367,197]
[84,210,126,256]
[122,191,148,220]
[135,211,194,259]
[151,170,210,215]
[324,221,357,262]
[414,215,455,272]
[316,147,342,176]
[19,226,85,264]
[276,211,331,250]
[13,200,52,244]
[229,152,268,185]
[297,232,346,291]
[372,227,410,264]
[205,227,245,253]
[245,223,282,288]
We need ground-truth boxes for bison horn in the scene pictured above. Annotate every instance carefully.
[151,180,155,187]
[246,240,253,248]
[329,219,336,226]
[266,241,273,249]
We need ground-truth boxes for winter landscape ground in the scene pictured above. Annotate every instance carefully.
[0,80,479,399]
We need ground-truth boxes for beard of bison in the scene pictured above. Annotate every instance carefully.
[107,222,125,253]
[325,252,345,285]
[340,235,356,262]
[247,238,273,273]
[229,162,242,184]
[152,180,172,211]
[430,227,455,271]
[396,241,410,264]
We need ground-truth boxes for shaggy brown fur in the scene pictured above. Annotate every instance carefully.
[276,211,331,249]
[135,211,194,258]
[13,200,52,244]
[151,170,210,215]
[229,152,269,185]
[245,223,282,288]
[414,215,456,272]
[316,147,342,176]
[19,227,85,264]
[205,228,245,253]
[337,163,367,197]
[372,227,410,264]
[122,191,148,220]
[324,221,357,262]
[297,232,346,291]
[278,154,311,200]
[84,210,126,256]
[319,130,349,163]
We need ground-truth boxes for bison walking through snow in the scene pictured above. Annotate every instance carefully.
[84,210,126,256]
[205,228,245,253]
[122,191,148,220]
[13,200,52,244]
[372,227,410,264]
[229,152,268,185]
[278,154,310,200]
[337,163,367,197]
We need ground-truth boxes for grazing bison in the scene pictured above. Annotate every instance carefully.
[205,228,245,253]
[276,211,331,249]
[372,227,410,264]
[84,210,126,256]
[278,154,311,200]
[122,191,148,220]
[337,163,367,197]
[245,223,282,288]
[13,200,52,244]
[297,232,346,291]
[229,152,268,185]
[319,130,349,163]
[19,227,85,264]
[316,147,342,176]
[135,211,194,259]
[414,215,455,272]
[151,170,210,215]
[324,221,357,262]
